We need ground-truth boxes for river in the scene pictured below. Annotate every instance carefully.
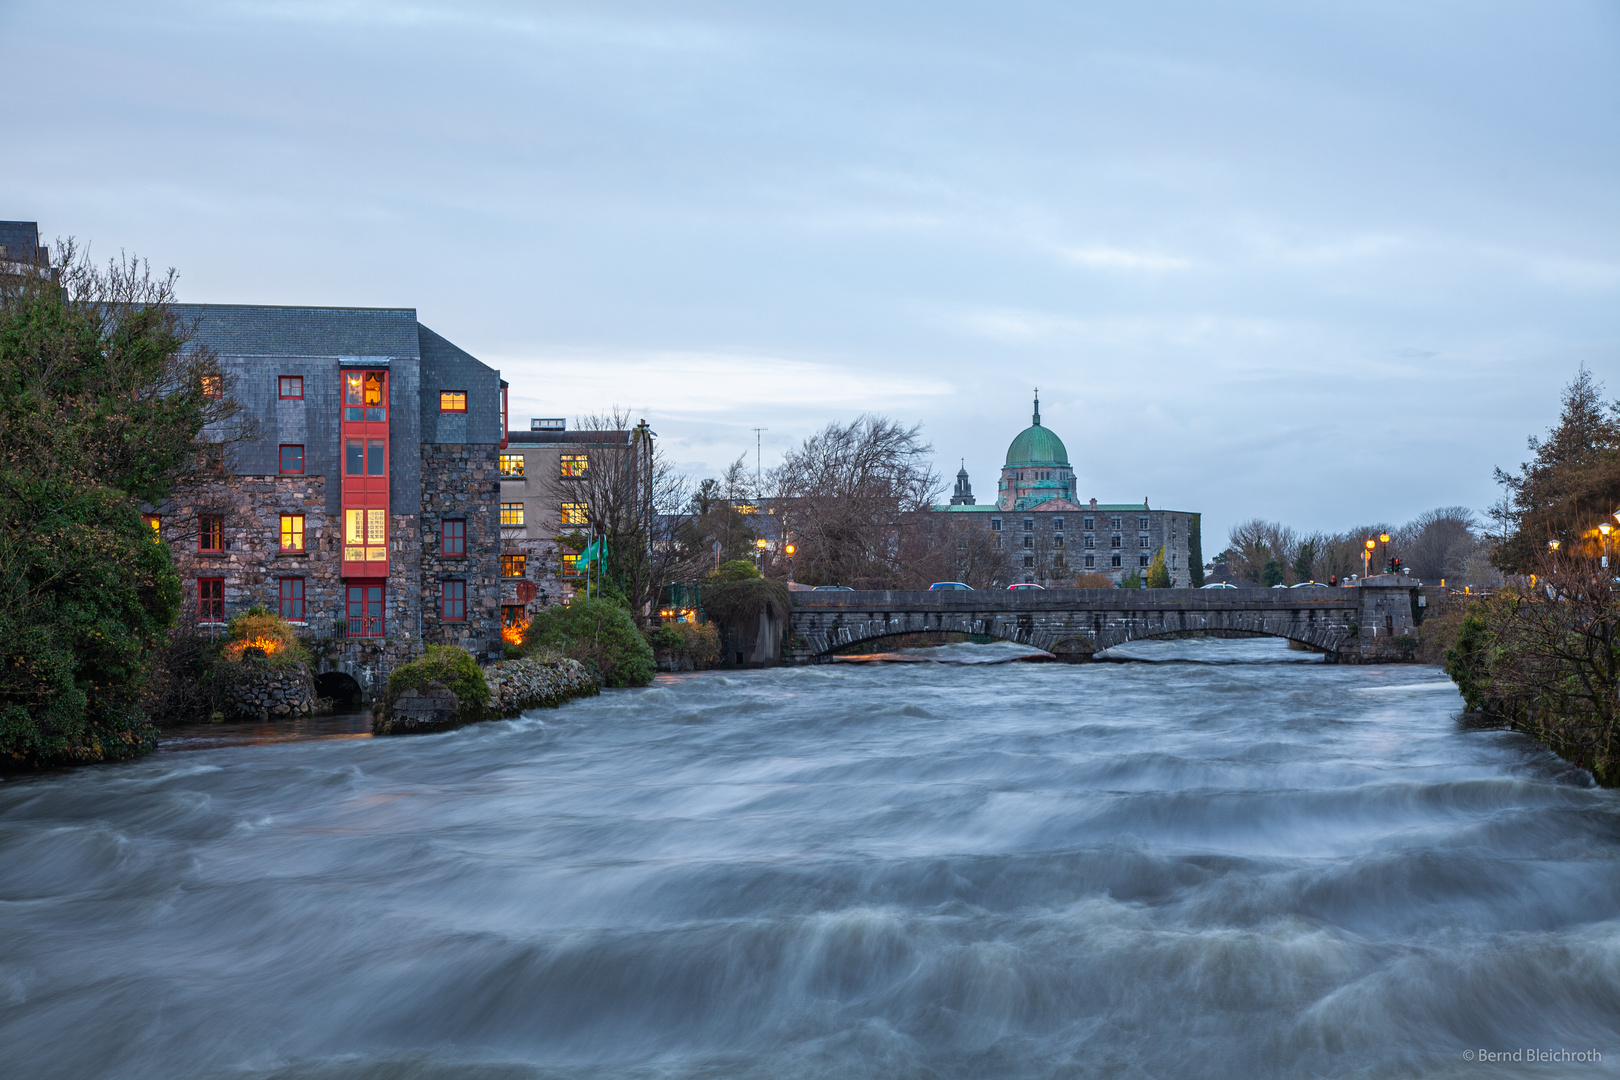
[2,639,1618,1078]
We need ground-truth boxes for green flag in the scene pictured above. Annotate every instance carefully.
[577,538,607,567]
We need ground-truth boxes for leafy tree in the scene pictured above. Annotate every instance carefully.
[1293,538,1318,583]
[1144,547,1171,588]
[1188,514,1205,587]
[1261,559,1285,587]
[0,243,242,767]
[1120,568,1142,589]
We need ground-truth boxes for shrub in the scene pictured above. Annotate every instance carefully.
[650,621,721,669]
[1071,572,1114,588]
[383,645,491,724]
[523,598,655,688]
[712,559,762,582]
[222,606,308,665]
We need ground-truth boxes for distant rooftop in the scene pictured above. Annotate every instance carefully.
[0,221,48,267]
[171,304,422,359]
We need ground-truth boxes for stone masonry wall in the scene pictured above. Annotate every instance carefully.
[419,442,502,658]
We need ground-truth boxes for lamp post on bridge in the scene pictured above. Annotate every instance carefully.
[784,542,796,584]
[1363,538,1375,579]
[1378,532,1391,574]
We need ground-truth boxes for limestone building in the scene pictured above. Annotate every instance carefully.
[940,394,1202,587]
[157,305,509,697]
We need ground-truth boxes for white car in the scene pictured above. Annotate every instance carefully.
[1200,582,1238,589]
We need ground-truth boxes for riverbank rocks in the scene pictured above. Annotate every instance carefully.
[487,656,600,715]
[224,660,317,722]
[372,657,600,736]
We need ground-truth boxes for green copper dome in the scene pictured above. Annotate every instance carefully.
[1004,393,1069,466]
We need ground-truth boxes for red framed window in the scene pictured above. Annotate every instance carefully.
[279,444,304,474]
[279,577,305,621]
[279,375,304,399]
[442,519,466,557]
[199,515,224,552]
[199,577,224,622]
[441,579,466,621]
[346,583,385,637]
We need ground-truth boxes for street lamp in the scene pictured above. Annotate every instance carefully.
[755,536,767,572]
[1363,538,1375,578]
[1601,523,1613,569]
[1379,532,1391,574]
[784,542,796,583]
[1548,539,1561,552]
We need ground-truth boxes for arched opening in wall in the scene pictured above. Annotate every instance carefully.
[314,671,363,711]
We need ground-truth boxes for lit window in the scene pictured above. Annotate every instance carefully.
[501,503,525,527]
[560,553,581,577]
[502,553,527,578]
[199,515,224,552]
[279,577,305,621]
[442,519,466,556]
[440,391,467,412]
[143,514,160,537]
[499,454,525,477]
[441,580,466,621]
[279,444,304,474]
[345,584,385,637]
[279,376,303,399]
[344,371,386,420]
[201,374,222,398]
[364,372,384,406]
[344,509,388,562]
[560,454,587,477]
[560,502,588,526]
[199,577,224,622]
[279,514,304,552]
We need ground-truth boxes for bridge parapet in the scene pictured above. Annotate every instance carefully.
[789,584,1422,663]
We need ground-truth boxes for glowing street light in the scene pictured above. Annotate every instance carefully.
[784,542,796,583]
[755,536,767,572]
[1601,522,1614,568]
[1379,532,1391,573]
[1363,537,1375,578]
[1549,539,1561,551]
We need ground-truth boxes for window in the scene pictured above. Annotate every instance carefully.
[440,391,467,412]
[1110,535,1121,549]
[501,503,526,527]
[1054,554,1065,568]
[1023,554,1035,567]
[560,552,581,577]
[279,376,303,399]
[560,502,588,526]
[1084,535,1094,549]
[1140,554,1151,567]
[346,441,363,475]
[143,514,160,537]
[279,577,305,621]
[279,444,304,474]
[368,440,386,475]
[1083,517,1094,530]
[1053,535,1064,547]
[199,515,224,552]
[279,514,304,552]
[198,577,224,622]
[1140,536,1150,548]
[344,509,388,562]
[1023,535,1033,549]
[502,605,528,632]
[442,519,466,556]
[1111,553,1122,568]
[201,374,222,398]
[1023,518,1034,532]
[441,580,466,621]
[1111,517,1122,530]
[1140,516,1150,530]
[1084,554,1095,568]
[499,454,525,477]
[990,517,1001,531]
[1053,517,1064,530]
[346,584,385,637]
[502,553,527,578]
[344,371,386,421]
[560,454,587,478]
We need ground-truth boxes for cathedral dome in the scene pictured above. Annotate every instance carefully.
[1003,393,1068,467]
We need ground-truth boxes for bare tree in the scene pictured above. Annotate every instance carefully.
[897,509,1016,589]
[769,415,942,589]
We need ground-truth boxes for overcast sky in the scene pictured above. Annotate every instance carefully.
[5,0,1617,544]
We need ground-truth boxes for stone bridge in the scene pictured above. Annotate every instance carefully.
[789,580,1431,663]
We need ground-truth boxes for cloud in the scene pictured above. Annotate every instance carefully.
[1057,245,1194,272]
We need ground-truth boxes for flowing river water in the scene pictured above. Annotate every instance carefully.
[3,639,1620,1079]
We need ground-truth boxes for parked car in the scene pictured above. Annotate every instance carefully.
[1290,581,1328,589]
[812,585,855,591]
[1200,582,1238,589]
[928,582,974,591]
[1008,583,1046,590]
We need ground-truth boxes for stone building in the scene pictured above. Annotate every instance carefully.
[156,305,508,700]
[940,394,1201,587]
[496,418,638,629]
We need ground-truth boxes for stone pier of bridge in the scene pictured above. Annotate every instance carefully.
[787,577,1431,664]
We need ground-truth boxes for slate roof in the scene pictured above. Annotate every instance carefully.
[172,304,422,358]
[0,221,43,264]
[417,322,479,369]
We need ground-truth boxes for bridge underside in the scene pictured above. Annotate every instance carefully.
[798,609,1355,661]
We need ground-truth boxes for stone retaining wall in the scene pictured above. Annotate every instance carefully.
[226,660,318,721]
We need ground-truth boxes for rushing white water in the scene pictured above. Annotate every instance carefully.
[3,638,1618,1079]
